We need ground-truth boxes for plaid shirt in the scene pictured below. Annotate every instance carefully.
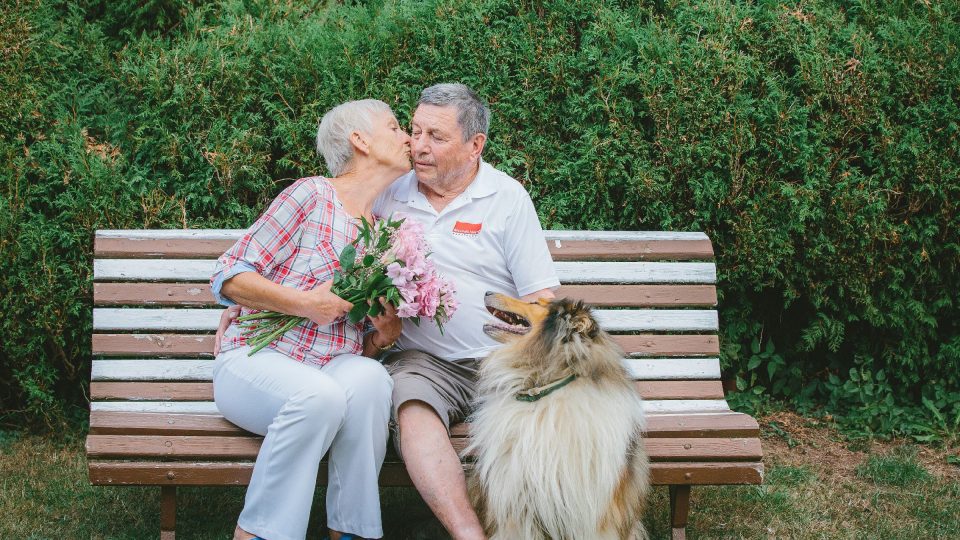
[211,176,364,367]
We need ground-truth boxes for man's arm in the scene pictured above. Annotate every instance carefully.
[521,288,556,302]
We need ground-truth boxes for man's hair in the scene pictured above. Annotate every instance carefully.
[418,83,490,141]
[316,99,393,177]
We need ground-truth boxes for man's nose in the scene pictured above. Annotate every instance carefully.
[411,134,428,154]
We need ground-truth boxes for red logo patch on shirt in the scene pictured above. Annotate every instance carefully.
[453,221,482,235]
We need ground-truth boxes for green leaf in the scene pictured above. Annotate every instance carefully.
[767,360,779,380]
[747,356,762,371]
[363,254,375,266]
[339,244,357,271]
[367,301,383,318]
[750,338,760,355]
[347,302,368,324]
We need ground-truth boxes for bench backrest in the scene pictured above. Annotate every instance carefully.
[91,229,724,417]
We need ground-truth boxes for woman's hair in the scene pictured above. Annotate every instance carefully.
[316,99,393,177]
[418,83,490,141]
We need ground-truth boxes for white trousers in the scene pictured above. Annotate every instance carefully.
[213,346,393,540]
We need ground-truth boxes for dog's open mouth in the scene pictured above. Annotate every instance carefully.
[483,295,532,339]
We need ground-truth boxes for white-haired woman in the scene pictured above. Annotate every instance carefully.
[209,99,412,540]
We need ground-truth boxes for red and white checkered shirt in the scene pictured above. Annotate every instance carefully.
[211,176,364,367]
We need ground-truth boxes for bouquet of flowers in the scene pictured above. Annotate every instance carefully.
[238,214,458,355]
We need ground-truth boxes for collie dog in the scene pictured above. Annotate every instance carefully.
[465,292,649,539]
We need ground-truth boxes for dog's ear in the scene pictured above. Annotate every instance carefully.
[546,300,599,344]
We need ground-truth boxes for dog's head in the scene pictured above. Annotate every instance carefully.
[483,292,621,377]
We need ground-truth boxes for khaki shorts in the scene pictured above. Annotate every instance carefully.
[382,349,479,458]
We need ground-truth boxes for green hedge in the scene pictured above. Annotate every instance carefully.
[2,0,958,438]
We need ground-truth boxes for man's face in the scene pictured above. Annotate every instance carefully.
[410,104,484,188]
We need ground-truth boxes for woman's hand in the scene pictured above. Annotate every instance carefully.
[369,298,401,348]
[214,305,242,355]
[300,280,353,325]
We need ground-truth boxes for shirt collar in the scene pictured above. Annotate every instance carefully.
[394,160,498,203]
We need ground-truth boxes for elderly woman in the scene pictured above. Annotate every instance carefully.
[209,99,412,540]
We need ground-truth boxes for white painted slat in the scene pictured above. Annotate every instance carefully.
[556,262,715,284]
[94,259,216,281]
[593,310,718,332]
[92,360,213,381]
[89,399,727,414]
[94,309,223,331]
[97,229,243,240]
[94,259,716,284]
[623,358,721,380]
[97,229,710,242]
[92,357,719,382]
[93,308,718,332]
[545,231,710,241]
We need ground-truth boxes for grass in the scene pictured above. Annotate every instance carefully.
[1,413,957,539]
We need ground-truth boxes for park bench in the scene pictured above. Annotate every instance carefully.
[87,229,763,539]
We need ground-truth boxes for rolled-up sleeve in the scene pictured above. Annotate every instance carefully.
[210,179,318,306]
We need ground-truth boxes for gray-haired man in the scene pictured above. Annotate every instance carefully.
[374,84,559,539]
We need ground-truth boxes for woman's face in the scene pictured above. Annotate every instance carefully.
[367,110,412,175]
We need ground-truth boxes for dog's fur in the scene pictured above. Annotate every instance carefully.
[466,293,649,540]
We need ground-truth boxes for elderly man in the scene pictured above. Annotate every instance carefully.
[375,83,558,540]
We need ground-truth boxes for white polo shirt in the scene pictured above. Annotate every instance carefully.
[373,161,559,360]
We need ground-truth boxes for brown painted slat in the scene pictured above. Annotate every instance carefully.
[95,238,236,259]
[95,238,713,261]
[94,284,215,306]
[93,334,216,356]
[89,411,759,438]
[635,381,724,400]
[88,460,761,487]
[88,380,723,402]
[548,240,714,261]
[86,434,760,461]
[89,412,249,436]
[557,285,717,307]
[95,283,717,308]
[91,333,719,357]
[614,335,719,357]
[91,382,214,401]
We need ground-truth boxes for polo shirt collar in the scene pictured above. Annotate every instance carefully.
[394,160,498,203]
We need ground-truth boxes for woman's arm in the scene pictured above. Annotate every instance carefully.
[221,273,351,326]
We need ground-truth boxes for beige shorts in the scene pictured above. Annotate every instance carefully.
[382,349,479,458]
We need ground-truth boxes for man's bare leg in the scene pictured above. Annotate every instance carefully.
[398,401,486,540]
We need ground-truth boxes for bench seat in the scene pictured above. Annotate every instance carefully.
[87,229,763,539]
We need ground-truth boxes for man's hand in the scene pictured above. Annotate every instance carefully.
[369,298,401,348]
[214,305,242,355]
[300,280,353,326]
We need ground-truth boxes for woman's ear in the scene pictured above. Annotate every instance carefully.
[350,130,370,156]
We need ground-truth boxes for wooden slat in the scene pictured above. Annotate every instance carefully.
[88,380,723,402]
[91,357,721,382]
[615,335,719,357]
[94,259,717,284]
[95,238,237,259]
[88,411,759,438]
[91,333,719,357]
[88,460,762,486]
[95,229,710,242]
[96,237,713,261]
[90,382,214,401]
[94,283,718,308]
[93,334,216,356]
[557,285,716,307]
[549,240,713,261]
[94,284,215,306]
[92,308,719,332]
[86,434,759,461]
[89,399,729,415]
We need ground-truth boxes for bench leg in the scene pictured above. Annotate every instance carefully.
[161,486,177,539]
[669,485,691,540]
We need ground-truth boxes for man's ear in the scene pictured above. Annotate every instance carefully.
[350,131,370,156]
[468,133,486,161]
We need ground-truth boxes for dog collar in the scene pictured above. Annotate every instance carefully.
[515,374,578,402]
